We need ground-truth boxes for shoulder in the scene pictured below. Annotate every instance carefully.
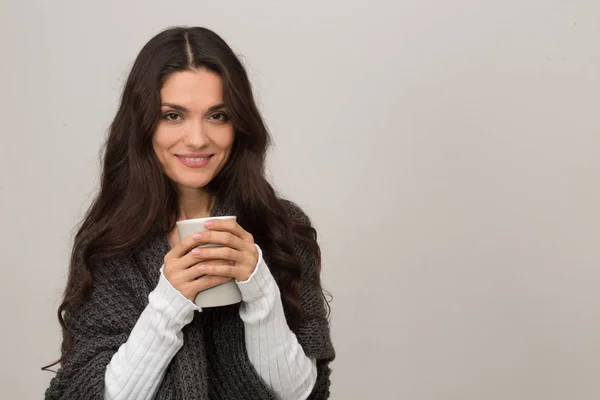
[80,251,149,313]
[73,246,146,299]
[278,199,320,266]
[279,199,313,227]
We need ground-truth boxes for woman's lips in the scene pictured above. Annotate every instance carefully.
[176,154,213,168]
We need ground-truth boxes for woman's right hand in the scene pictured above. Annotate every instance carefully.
[163,233,233,302]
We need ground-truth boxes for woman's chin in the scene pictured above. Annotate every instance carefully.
[173,177,212,191]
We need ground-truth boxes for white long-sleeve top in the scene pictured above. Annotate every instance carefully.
[104,245,317,400]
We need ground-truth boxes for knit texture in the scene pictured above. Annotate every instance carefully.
[45,199,335,399]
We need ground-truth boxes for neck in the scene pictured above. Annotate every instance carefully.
[177,186,214,220]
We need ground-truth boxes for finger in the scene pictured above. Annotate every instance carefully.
[204,219,253,241]
[194,231,245,251]
[188,275,233,293]
[196,262,238,279]
[167,247,207,271]
[191,246,242,263]
[181,260,229,281]
[165,233,204,260]
[174,243,241,271]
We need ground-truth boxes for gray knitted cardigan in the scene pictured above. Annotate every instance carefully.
[44,199,335,399]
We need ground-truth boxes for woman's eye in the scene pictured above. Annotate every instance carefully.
[210,112,229,122]
[163,112,182,122]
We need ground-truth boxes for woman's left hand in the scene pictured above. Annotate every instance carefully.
[189,219,259,282]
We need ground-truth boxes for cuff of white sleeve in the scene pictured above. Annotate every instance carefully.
[235,244,279,303]
[155,265,202,317]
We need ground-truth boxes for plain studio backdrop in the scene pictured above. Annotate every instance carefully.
[1,0,599,399]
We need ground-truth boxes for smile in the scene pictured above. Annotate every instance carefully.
[177,154,213,168]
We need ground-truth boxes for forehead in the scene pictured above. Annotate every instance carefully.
[160,68,224,108]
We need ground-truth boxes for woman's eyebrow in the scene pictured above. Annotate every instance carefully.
[161,102,189,112]
[161,103,226,112]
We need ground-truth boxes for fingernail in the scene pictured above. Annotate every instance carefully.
[198,265,207,271]
[193,233,203,240]
[204,220,213,228]
[191,248,203,256]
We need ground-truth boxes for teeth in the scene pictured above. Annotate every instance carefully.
[182,157,207,162]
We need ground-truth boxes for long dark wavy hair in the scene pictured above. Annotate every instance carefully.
[45,26,327,370]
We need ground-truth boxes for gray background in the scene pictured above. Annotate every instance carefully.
[1,0,600,399]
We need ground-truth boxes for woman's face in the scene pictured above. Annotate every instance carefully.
[153,68,234,191]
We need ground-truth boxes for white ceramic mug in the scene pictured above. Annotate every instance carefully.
[176,216,242,308]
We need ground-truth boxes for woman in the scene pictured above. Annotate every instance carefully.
[44,26,334,400]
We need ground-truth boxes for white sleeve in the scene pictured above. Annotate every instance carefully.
[236,245,318,400]
[104,267,200,400]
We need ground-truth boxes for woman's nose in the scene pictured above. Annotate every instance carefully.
[183,120,209,148]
